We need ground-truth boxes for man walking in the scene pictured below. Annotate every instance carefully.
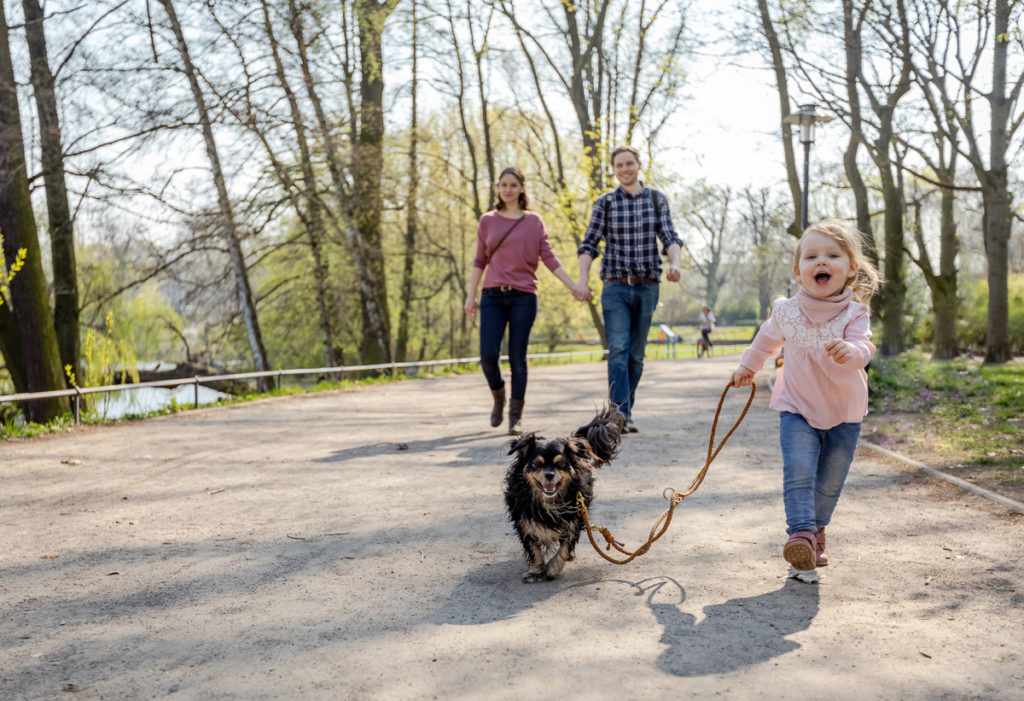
[573,145,683,433]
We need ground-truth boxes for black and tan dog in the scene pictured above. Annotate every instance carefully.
[503,407,624,582]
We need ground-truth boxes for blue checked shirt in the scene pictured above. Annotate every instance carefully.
[577,184,683,281]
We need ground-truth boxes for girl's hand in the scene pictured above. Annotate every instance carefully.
[464,297,477,317]
[730,366,754,387]
[825,339,852,364]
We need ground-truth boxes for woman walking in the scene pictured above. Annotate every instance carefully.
[465,167,578,434]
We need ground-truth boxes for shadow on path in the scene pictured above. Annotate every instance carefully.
[430,559,577,625]
[312,431,500,467]
[638,575,820,676]
[433,566,819,676]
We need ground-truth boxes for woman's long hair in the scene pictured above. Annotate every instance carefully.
[494,166,530,212]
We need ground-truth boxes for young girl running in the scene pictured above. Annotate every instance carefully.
[730,220,881,583]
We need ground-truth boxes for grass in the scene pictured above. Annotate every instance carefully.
[864,351,1024,504]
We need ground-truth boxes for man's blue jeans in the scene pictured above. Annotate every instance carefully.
[479,287,537,401]
[601,281,660,420]
[779,411,861,534]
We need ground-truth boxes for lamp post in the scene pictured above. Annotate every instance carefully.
[783,104,833,232]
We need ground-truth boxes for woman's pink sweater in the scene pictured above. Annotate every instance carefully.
[739,290,876,430]
[473,212,562,294]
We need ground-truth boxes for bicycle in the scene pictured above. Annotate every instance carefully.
[696,335,712,358]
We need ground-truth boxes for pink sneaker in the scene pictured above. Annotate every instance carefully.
[815,528,828,567]
[783,530,816,571]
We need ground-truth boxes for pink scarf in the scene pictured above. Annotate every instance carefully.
[796,287,853,325]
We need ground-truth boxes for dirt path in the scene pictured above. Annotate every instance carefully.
[2,356,1022,700]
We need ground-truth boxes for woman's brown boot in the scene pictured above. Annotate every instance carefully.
[508,399,524,435]
[490,387,506,427]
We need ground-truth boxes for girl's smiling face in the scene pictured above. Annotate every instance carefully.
[794,231,858,298]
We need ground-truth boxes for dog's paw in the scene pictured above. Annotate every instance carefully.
[543,561,566,580]
[522,570,545,583]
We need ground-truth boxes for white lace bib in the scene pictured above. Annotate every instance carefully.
[772,297,855,348]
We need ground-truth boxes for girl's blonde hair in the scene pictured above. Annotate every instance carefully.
[795,219,882,304]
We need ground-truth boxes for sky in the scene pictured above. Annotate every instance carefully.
[665,59,791,188]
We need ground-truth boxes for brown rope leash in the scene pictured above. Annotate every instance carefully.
[577,381,756,565]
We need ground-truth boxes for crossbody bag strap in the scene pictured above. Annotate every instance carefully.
[485,214,527,263]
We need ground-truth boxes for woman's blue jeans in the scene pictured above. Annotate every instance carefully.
[479,287,537,401]
[601,281,660,420]
[779,411,861,534]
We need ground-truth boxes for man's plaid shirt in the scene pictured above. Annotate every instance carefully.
[577,184,683,281]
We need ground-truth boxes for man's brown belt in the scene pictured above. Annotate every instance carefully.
[605,274,658,285]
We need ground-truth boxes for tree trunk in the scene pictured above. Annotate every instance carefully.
[841,1,875,256]
[260,0,336,368]
[561,0,611,192]
[907,194,958,360]
[859,0,913,356]
[877,164,906,356]
[0,302,26,391]
[21,0,79,386]
[159,0,273,389]
[443,0,483,220]
[757,0,802,238]
[932,178,960,359]
[293,0,392,369]
[507,17,606,347]
[469,2,495,210]
[0,2,68,421]
[288,0,357,365]
[396,0,419,364]
[982,182,1012,362]
[980,0,1012,363]
[352,0,397,366]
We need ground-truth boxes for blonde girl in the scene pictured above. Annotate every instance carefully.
[731,219,881,583]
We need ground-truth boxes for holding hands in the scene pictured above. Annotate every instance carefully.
[572,279,592,302]
[464,296,477,317]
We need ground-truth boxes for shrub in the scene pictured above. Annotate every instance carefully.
[960,274,1024,354]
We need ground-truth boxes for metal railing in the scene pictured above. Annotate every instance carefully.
[0,349,610,424]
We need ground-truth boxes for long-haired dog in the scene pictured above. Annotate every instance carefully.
[503,406,624,582]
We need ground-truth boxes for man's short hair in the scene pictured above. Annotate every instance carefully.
[610,145,641,165]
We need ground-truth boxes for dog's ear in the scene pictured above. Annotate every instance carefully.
[508,432,538,456]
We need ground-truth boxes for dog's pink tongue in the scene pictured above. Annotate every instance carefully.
[543,482,557,492]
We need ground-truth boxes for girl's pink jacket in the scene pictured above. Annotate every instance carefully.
[739,294,876,430]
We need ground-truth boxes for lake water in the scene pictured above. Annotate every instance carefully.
[91,384,227,419]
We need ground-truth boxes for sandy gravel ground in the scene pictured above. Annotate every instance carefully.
[2,356,1022,700]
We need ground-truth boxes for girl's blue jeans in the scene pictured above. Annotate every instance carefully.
[479,287,537,402]
[601,281,660,420]
[779,411,861,534]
